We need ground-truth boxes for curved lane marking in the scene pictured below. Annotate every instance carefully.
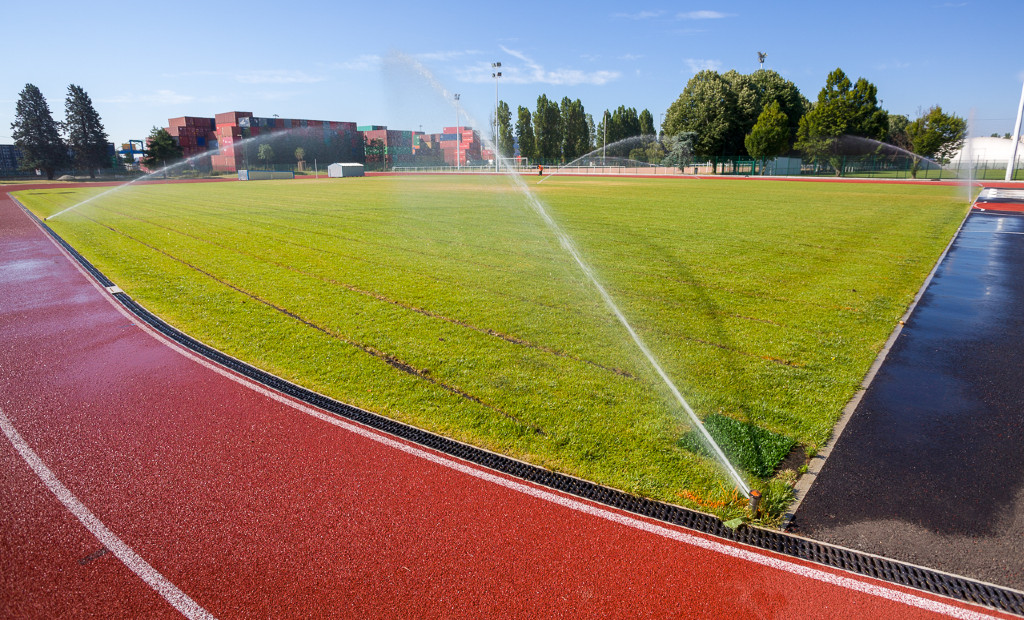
[120,313,1002,620]
[33,211,1003,620]
[0,408,216,620]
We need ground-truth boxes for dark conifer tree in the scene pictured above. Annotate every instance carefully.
[11,84,68,180]
[64,84,110,178]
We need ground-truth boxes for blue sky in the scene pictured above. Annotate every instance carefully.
[2,0,1022,147]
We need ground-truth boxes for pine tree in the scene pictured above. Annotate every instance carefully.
[64,84,110,178]
[11,84,68,180]
[142,127,183,176]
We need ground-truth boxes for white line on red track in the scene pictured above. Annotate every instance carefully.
[0,407,215,620]
[29,209,1005,620]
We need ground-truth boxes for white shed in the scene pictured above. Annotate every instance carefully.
[328,163,365,178]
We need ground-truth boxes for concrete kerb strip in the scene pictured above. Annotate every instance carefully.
[782,200,976,529]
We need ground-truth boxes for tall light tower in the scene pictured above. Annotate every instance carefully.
[757,51,767,71]
[454,93,461,171]
[1006,81,1024,182]
[603,109,608,166]
[492,61,502,172]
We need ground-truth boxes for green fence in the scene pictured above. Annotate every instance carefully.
[710,154,1024,181]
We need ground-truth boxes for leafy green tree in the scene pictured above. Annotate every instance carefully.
[723,69,806,156]
[597,106,641,151]
[744,100,791,174]
[905,106,967,178]
[533,94,562,164]
[560,97,589,163]
[515,106,535,162]
[63,84,109,178]
[142,127,182,176]
[585,113,596,150]
[639,109,655,137]
[628,141,665,163]
[795,68,888,175]
[663,70,738,171]
[294,146,305,166]
[496,100,514,158]
[661,132,697,172]
[11,83,68,179]
[258,144,274,168]
[887,114,912,152]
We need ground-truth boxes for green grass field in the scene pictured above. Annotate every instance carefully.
[17,176,968,522]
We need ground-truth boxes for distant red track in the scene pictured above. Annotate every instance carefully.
[0,182,1013,618]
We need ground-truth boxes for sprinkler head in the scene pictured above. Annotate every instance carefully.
[747,490,762,516]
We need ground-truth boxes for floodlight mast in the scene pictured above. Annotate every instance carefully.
[603,109,608,166]
[454,93,461,171]
[758,51,766,71]
[1006,81,1024,182]
[492,62,502,173]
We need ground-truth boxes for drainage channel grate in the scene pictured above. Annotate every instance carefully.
[33,214,1024,617]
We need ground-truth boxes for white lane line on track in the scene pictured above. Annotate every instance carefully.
[36,213,1003,620]
[0,407,215,620]
[120,317,1002,620]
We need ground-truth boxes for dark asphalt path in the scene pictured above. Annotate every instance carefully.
[792,208,1024,592]
[0,183,1012,618]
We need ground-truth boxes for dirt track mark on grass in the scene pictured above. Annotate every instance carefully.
[75,215,545,435]
[97,206,636,380]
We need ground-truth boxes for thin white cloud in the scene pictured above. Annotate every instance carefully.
[677,10,731,19]
[234,70,326,85]
[100,90,198,106]
[482,45,619,86]
[621,53,645,61]
[685,58,722,72]
[415,50,482,62]
[328,55,381,71]
[613,10,666,20]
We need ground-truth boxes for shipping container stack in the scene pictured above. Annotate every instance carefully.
[166,112,366,173]
[210,111,253,172]
[438,126,482,166]
[165,116,216,164]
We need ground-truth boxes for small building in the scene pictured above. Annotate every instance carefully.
[328,162,365,177]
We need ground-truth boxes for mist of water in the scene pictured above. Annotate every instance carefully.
[536,135,661,184]
[390,51,751,496]
[46,129,302,221]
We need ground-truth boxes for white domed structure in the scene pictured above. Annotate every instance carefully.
[949,136,1023,165]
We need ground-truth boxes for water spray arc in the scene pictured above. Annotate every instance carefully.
[1007,81,1024,182]
[45,129,303,221]
[504,164,753,497]
[390,50,752,496]
[536,135,661,184]
[391,50,753,498]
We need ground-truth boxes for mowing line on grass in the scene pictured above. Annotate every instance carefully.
[74,213,545,436]
[136,204,809,372]
[81,202,638,381]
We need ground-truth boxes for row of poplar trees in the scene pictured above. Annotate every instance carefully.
[495,96,657,165]
[10,84,110,180]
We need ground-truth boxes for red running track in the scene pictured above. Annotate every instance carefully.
[0,184,1013,619]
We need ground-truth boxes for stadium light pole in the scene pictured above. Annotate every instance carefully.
[454,93,461,172]
[1006,81,1024,182]
[603,109,608,167]
[492,62,502,173]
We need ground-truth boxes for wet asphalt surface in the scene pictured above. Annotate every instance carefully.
[791,209,1024,591]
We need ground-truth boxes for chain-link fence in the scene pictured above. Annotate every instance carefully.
[708,154,1023,181]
